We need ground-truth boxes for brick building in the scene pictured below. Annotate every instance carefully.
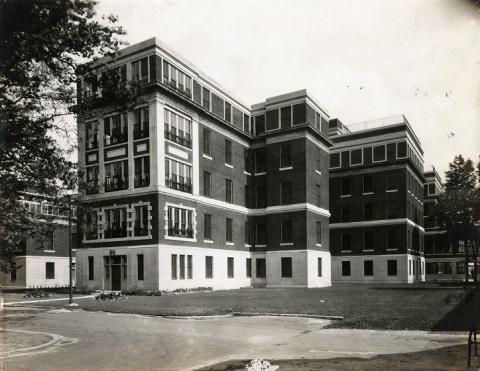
[0,192,77,288]
[424,167,467,281]
[76,38,332,291]
[328,115,426,283]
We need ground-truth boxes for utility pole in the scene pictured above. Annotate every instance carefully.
[68,194,73,305]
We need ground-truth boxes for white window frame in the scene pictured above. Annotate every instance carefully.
[396,141,408,159]
[372,144,387,163]
[165,202,197,242]
[265,108,280,132]
[131,56,150,83]
[349,148,363,166]
[329,152,341,169]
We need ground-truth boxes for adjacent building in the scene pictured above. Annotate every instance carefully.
[328,116,426,283]
[0,192,77,288]
[424,167,466,281]
[76,38,332,292]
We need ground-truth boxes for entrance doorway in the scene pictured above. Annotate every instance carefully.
[111,265,121,290]
[105,255,126,291]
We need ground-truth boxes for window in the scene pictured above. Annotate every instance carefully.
[134,205,149,236]
[387,260,397,276]
[256,258,266,278]
[244,185,251,208]
[255,115,265,135]
[211,93,224,118]
[266,109,279,131]
[167,206,194,239]
[164,109,192,148]
[397,141,407,158]
[227,257,234,278]
[104,160,128,192]
[244,149,251,173]
[204,214,212,240]
[280,181,292,205]
[193,80,201,104]
[373,145,386,162]
[256,187,267,208]
[232,107,243,128]
[281,106,291,127]
[256,222,266,245]
[292,103,306,125]
[10,261,17,281]
[85,166,99,194]
[341,177,351,196]
[363,175,373,193]
[104,207,127,238]
[104,113,127,146]
[341,205,351,222]
[46,262,55,279]
[226,218,233,243]
[246,258,252,278]
[225,139,232,165]
[386,171,399,191]
[387,230,397,250]
[225,178,233,203]
[409,260,412,275]
[386,201,400,219]
[42,231,54,250]
[243,113,250,133]
[280,144,292,168]
[245,221,251,245]
[202,87,210,109]
[137,254,144,280]
[364,260,373,276]
[255,149,266,173]
[134,106,149,139]
[134,156,150,188]
[361,232,373,252]
[225,101,231,122]
[363,203,373,221]
[88,256,94,280]
[350,149,362,165]
[317,258,322,277]
[457,262,466,275]
[165,158,192,193]
[187,255,193,279]
[330,153,340,168]
[428,183,435,195]
[203,128,211,156]
[281,257,292,278]
[281,220,293,244]
[205,256,213,278]
[341,233,351,251]
[316,184,321,206]
[171,254,177,279]
[316,222,322,244]
[203,171,211,197]
[85,121,99,150]
[342,261,351,276]
[132,57,149,83]
[179,255,185,279]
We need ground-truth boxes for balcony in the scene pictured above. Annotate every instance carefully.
[134,124,149,140]
[85,181,99,195]
[134,174,150,188]
[105,177,129,192]
[165,177,192,193]
[104,222,127,239]
[168,226,193,239]
[164,130,192,149]
[86,136,98,150]
[104,129,128,146]
[134,224,149,237]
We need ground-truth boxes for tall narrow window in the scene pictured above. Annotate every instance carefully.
[255,149,266,174]
[203,171,211,197]
[202,87,210,109]
[246,258,252,278]
[244,149,251,173]
[134,205,149,236]
[363,203,373,221]
[225,178,233,203]
[341,177,351,196]
[171,254,177,279]
[225,101,232,122]
[315,149,321,172]
[316,184,321,206]
[203,128,211,156]
[244,185,251,208]
[342,261,351,276]
[256,258,266,278]
[387,230,397,250]
[205,256,213,278]
[137,254,144,280]
[387,260,397,276]
[364,231,373,251]
[46,262,55,279]
[363,174,373,193]
[280,143,292,168]
[280,182,292,205]
[225,139,232,165]
[364,260,373,276]
[179,255,185,279]
[227,257,234,278]
[281,257,292,278]
[281,220,292,244]
[255,115,265,135]
[341,233,351,251]
[245,221,251,245]
[88,256,94,280]
[330,153,340,168]
[187,255,193,279]
[317,258,322,277]
[204,214,212,240]
[316,222,322,244]
[226,218,233,243]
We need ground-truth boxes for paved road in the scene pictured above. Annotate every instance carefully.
[0,305,467,370]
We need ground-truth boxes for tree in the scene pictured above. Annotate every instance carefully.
[0,0,125,268]
[436,155,480,283]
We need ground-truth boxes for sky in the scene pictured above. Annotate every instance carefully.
[96,0,480,179]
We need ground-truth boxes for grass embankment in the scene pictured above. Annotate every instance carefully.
[29,283,476,331]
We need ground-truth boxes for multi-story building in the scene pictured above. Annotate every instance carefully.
[0,192,77,288]
[424,167,466,281]
[328,115,426,283]
[75,38,332,291]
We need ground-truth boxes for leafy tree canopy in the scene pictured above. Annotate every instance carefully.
[0,0,124,256]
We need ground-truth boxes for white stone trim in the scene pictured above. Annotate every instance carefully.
[330,218,425,232]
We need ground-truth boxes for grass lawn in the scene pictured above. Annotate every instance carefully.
[196,344,479,371]
[31,283,477,331]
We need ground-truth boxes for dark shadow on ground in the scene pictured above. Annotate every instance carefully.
[432,285,480,331]
[196,344,477,371]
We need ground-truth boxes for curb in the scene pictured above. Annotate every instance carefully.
[162,312,343,321]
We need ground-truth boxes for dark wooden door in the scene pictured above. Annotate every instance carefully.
[111,265,121,291]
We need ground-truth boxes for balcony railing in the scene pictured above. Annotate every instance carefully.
[134,225,149,237]
[85,181,99,195]
[105,177,129,192]
[104,130,128,146]
[168,226,193,239]
[134,124,149,140]
[134,174,150,188]
[164,130,192,149]
[165,177,192,193]
[104,222,127,239]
